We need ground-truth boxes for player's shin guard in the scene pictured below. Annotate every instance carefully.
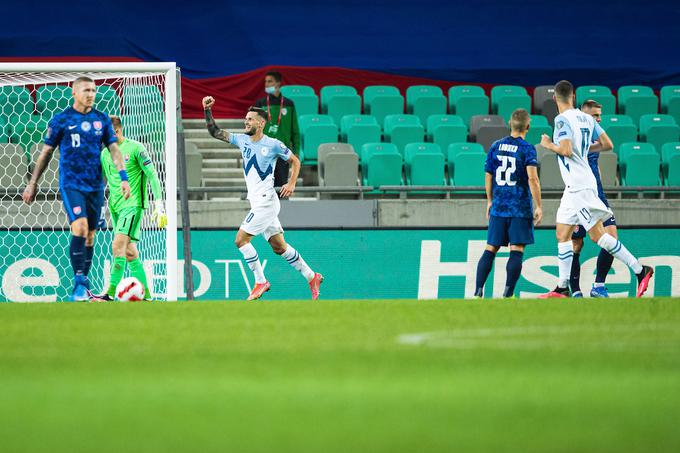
[239,243,266,284]
[129,258,151,299]
[70,235,87,278]
[595,248,614,284]
[475,250,496,296]
[107,256,127,297]
[597,233,642,274]
[84,246,94,276]
[504,251,523,297]
[570,253,582,294]
[557,241,574,289]
[281,245,314,282]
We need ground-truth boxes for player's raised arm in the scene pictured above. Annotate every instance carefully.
[107,142,131,199]
[22,144,55,204]
[203,96,231,143]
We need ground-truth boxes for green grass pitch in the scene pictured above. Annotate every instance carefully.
[1,298,679,452]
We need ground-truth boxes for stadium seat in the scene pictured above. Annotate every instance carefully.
[639,114,680,153]
[601,115,638,154]
[360,142,398,173]
[383,114,422,140]
[533,86,555,115]
[665,154,680,186]
[448,85,489,127]
[36,85,71,115]
[10,114,48,156]
[95,85,121,115]
[601,114,634,128]
[661,85,680,126]
[318,142,355,166]
[490,86,528,113]
[426,115,465,139]
[408,152,446,186]
[412,96,447,128]
[320,85,357,113]
[300,123,338,164]
[366,94,404,128]
[0,86,33,119]
[286,94,319,117]
[383,114,425,155]
[363,86,400,110]
[470,115,505,139]
[575,86,616,114]
[525,115,552,146]
[184,144,204,198]
[541,98,559,126]
[298,114,334,133]
[404,142,443,164]
[447,143,484,177]
[661,142,680,177]
[470,115,510,151]
[406,85,444,112]
[618,85,658,124]
[361,143,402,186]
[326,94,361,127]
[536,146,564,189]
[451,152,486,188]
[323,152,359,187]
[280,85,315,97]
[621,152,661,186]
[0,143,28,188]
[340,114,378,140]
[431,123,467,153]
[346,124,381,159]
[598,151,618,187]
[496,95,532,122]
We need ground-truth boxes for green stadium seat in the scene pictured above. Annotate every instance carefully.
[618,85,658,124]
[639,114,680,153]
[576,86,616,114]
[95,85,121,115]
[618,143,657,180]
[601,114,634,128]
[432,124,467,153]
[298,114,334,133]
[525,121,552,146]
[9,114,48,155]
[340,114,379,140]
[363,86,400,111]
[529,115,549,127]
[621,152,661,186]
[0,86,33,119]
[665,154,680,186]
[448,86,489,127]
[320,85,357,113]
[366,95,404,128]
[447,143,484,177]
[280,85,315,97]
[601,115,638,154]
[300,123,338,164]
[360,142,396,172]
[382,115,424,156]
[451,152,486,188]
[661,142,680,177]
[426,115,465,139]
[404,142,443,164]
[406,85,444,112]
[346,124,381,159]
[36,86,71,115]
[412,96,447,128]
[408,153,446,186]
[360,143,402,186]
[661,85,680,126]
[326,95,361,127]
[490,86,528,113]
[383,114,421,138]
[496,95,532,121]
[287,94,319,117]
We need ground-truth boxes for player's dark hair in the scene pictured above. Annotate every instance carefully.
[72,76,94,87]
[109,115,122,130]
[248,106,268,120]
[581,99,602,110]
[509,108,530,132]
[554,80,574,104]
[265,71,282,83]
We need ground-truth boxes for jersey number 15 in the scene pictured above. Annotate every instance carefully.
[495,155,517,186]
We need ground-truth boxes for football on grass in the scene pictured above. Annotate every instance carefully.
[116,277,145,301]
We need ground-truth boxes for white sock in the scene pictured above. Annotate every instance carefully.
[597,233,643,274]
[281,245,314,282]
[557,241,573,288]
[238,243,266,284]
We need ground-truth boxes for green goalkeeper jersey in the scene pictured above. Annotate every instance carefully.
[101,139,163,213]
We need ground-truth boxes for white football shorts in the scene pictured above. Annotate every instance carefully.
[556,188,613,231]
[240,193,284,240]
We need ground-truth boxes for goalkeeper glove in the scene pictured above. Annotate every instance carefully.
[151,200,168,229]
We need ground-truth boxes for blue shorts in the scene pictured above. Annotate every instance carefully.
[487,216,534,246]
[572,191,616,239]
[60,188,105,230]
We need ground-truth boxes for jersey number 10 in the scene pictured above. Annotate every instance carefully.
[495,155,517,186]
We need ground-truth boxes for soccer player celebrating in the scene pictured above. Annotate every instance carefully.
[202,96,323,300]
[22,77,130,301]
[569,100,618,298]
[539,80,653,298]
[474,109,542,298]
[90,115,167,302]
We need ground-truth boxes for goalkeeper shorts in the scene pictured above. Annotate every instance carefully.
[111,206,144,242]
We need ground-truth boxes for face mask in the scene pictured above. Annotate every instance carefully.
[265,86,277,95]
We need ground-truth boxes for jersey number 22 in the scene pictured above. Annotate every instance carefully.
[496,155,516,186]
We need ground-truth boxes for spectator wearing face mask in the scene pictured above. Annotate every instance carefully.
[254,71,301,193]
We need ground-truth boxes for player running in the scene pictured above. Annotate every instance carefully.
[539,80,653,298]
[569,100,618,298]
[89,115,167,302]
[202,96,323,300]
[22,76,130,301]
[474,109,542,298]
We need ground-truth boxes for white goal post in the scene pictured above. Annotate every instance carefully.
[0,62,177,301]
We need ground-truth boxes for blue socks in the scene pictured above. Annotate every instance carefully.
[595,248,614,284]
[84,246,94,276]
[504,251,524,298]
[570,252,581,293]
[475,250,496,296]
[70,236,86,278]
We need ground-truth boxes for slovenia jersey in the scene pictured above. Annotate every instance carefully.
[484,136,538,218]
[44,107,117,192]
[553,109,601,192]
[229,133,292,203]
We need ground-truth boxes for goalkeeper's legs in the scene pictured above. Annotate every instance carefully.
[106,233,130,298]
[126,243,151,299]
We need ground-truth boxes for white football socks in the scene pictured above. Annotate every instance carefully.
[239,243,266,284]
[597,233,643,274]
[557,241,574,288]
[281,245,314,282]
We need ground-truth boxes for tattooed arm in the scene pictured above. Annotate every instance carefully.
[202,96,230,143]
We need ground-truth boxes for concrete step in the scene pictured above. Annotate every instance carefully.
[202,168,244,178]
[207,196,242,202]
[183,119,242,130]
[198,148,241,160]
[203,158,239,169]
[183,128,246,140]
[189,138,236,149]
[203,177,246,187]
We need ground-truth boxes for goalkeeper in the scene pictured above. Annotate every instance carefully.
[90,115,167,301]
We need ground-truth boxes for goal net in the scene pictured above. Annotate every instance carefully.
[0,63,177,302]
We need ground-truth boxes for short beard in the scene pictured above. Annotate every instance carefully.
[245,128,255,136]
